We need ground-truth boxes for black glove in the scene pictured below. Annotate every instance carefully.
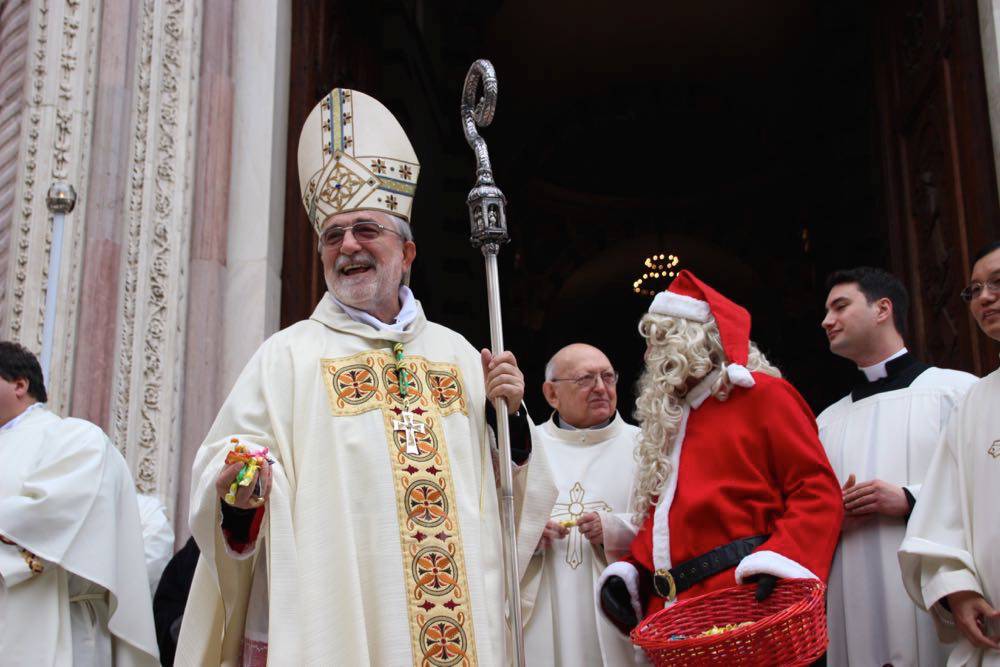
[752,573,778,602]
[600,575,639,635]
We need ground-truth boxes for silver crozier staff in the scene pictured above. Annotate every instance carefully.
[460,59,525,667]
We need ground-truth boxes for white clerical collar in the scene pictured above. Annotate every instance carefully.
[859,347,908,382]
[331,285,418,333]
[542,412,626,445]
[0,402,43,431]
[685,369,722,409]
[556,414,613,430]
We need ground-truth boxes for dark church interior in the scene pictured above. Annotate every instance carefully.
[282,1,1000,418]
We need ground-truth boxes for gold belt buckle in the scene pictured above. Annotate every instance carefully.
[654,568,677,601]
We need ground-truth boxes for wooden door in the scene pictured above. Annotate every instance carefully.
[875,0,1000,374]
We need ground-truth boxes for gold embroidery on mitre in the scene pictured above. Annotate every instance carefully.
[299,88,420,233]
[320,351,476,666]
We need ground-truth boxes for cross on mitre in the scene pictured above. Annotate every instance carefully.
[394,411,427,455]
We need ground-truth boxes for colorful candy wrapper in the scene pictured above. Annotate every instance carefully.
[224,439,271,505]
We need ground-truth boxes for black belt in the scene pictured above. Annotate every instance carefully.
[653,534,769,600]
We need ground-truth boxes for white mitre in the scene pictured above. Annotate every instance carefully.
[297,88,420,234]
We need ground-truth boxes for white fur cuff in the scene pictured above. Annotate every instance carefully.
[734,550,817,583]
[596,561,643,623]
[726,364,755,388]
[649,292,711,322]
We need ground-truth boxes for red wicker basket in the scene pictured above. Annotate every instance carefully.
[630,578,827,666]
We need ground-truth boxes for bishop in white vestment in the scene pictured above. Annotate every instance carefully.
[176,88,556,666]
[0,342,159,666]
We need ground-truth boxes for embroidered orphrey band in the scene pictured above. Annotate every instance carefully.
[321,350,476,667]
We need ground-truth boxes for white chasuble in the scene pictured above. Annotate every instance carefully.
[0,407,159,666]
[900,368,1000,667]
[523,413,640,667]
[818,367,976,667]
[177,294,556,666]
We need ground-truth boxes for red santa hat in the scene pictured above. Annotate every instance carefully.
[648,270,756,388]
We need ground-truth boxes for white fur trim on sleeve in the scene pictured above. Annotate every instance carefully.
[596,561,643,623]
[726,364,755,388]
[734,550,817,583]
[649,292,711,322]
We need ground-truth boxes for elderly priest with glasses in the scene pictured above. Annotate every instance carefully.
[176,88,556,666]
[523,344,641,666]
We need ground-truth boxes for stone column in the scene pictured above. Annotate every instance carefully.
[109,0,202,513]
[0,0,102,415]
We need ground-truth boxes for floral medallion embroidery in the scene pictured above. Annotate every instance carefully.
[418,615,469,667]
[404,479,449,528]
[333,364,379,405]
[427,371,464,410]
[412,546,460,597]
[385,365,424,404]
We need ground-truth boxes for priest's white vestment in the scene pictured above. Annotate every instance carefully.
[899,367,1000,667]
[523,413,640,667]
[177,294,556,666]
[818,366,977,666]
[0,406,159,666]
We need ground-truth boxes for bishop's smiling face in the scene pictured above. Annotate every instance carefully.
[319,210,416,322]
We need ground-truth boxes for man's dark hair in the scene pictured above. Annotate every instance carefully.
[973,241,1000,263]
[826,267,909,335]
[0,341,47,403]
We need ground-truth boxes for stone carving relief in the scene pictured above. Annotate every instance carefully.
[0,0,100,416]
[110,0,201,508]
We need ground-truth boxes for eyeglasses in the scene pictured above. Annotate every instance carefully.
[549,371,619,388]
[960,277,1000,303]
[320,221,402,249]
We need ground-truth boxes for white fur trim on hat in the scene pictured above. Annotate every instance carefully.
[649,292,711,322]
[596,561,643,624]
[734,550,817,583]
[726,364,755,388]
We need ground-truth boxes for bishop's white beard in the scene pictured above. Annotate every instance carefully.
[327,250,403,315]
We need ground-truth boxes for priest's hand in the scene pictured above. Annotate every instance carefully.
[577,512,604,546]
[481,349,524,415]
[537,519,570,551]
[216,460,272,509]
[842,476,908,517]
[946,590,1000,650]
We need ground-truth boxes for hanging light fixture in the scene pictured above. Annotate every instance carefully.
[633,253,681,296]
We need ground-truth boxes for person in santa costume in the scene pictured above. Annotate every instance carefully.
[597,270,843,635]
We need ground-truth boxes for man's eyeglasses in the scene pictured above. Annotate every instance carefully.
[320,221,402,249]
[549,371,619,388]
[960,277,1000,303]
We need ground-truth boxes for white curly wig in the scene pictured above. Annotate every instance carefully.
[631,312,780,525]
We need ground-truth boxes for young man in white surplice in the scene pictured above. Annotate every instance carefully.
[818,266,976,667]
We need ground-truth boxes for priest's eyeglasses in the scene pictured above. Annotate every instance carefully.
[549,371,619,388]
[960,277,1000,303]
[320,221,403,248]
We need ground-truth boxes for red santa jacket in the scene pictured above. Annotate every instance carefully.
[609,372,842,618]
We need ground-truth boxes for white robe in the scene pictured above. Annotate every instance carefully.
[177,294,556,666]
[523,413,640,667]
[136,493,175,595]
[0,406,159,666]
[818,367,977,666]
[899,367,1000,666]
